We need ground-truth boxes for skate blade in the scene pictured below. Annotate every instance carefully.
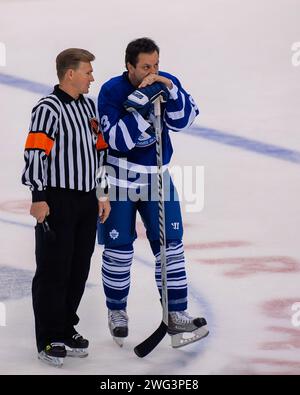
[38,352,64,367]
[66,347,88,358]
[113,337,124,347]
[171,325,209,348]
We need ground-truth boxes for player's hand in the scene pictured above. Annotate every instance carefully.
[98,197,111,223]
[138,74,173,89]
[30,201,50,223]
[124,83,169,118]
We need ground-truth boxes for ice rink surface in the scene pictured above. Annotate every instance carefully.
[0,0,300,375]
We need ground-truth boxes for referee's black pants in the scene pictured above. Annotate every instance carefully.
[32,187,98,352]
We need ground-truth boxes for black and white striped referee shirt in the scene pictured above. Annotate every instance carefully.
[22,85,108,202]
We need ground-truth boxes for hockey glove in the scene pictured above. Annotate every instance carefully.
[124,82,169,118]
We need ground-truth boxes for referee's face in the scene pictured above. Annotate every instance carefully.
[72,61,94,94]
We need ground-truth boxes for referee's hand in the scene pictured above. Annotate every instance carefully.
[30,201,50,223]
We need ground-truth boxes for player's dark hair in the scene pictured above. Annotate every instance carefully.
[125,38,159,69]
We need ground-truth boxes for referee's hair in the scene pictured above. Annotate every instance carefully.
[56,48,95,81]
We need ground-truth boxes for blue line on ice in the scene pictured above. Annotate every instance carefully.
[187,125,300,164]
[0,73,52,95]
[1,72,300,164]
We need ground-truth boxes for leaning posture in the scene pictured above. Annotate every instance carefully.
[97,38,208,348]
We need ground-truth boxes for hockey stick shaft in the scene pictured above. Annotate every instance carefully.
[155,99,168,327]
[134,97,168,358]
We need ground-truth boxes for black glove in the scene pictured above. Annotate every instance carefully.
[124,82,169,118]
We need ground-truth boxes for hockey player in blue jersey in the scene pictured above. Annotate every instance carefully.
[97,37,208,348]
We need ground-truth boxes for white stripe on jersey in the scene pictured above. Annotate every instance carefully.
[167,83,179,100]
[165,92,185,120]
[132,111,151,132]
[109,124,118,150]
[119,119,135,150]
[107,155,169,174]
[33,151,43,190]
[108,175,149,189]
[72,101,90,190]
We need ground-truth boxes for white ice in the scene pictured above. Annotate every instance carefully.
[0,0,300,375]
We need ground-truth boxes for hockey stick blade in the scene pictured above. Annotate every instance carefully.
[134,321,168,358]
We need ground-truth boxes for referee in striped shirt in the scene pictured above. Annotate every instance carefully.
[22,48,110,366]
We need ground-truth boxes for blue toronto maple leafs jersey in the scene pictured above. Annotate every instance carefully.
[97,71,199,188]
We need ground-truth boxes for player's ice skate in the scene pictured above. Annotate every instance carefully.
[38,343,66,367]
[108,309,128,347]
[168,311,209,348]
[65,333,89,358]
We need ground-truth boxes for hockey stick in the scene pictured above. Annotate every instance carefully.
[134,96,168,358]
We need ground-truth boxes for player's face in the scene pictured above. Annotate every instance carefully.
[71,61,94,94]
[127,51,159,87]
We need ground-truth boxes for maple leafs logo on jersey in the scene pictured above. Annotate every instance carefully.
[109,229,119,240]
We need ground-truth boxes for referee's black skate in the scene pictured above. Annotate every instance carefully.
[108,309,128,347]
[168,311,209,348]
[38,342,66,367]
[64,333,89,357]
